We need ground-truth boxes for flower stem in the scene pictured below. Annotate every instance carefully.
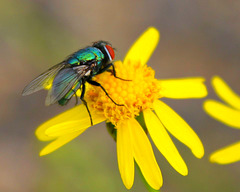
[106,122,117,141]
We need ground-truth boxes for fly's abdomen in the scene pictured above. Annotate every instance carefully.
[67,47,104,65]
[58,81,81,105]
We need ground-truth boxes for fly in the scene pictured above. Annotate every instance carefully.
[22,41,128,125]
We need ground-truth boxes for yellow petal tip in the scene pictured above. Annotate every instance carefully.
[193,148,204,159]
[211,75,223,89]
[209,154,222,164]
[210,75,240,110]
[39,147,55,156]
[147,26,160,39]
[160,77,208,99]
[39,150,47,157]
[182,171,188,176]
[212,75,220,81]
[209,155,229,164]
[124,183,133,190]
[191,142,204,159]
[209,142,240,164]
[123,27,160,66]
[179,166,188,176]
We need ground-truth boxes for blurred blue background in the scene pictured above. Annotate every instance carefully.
[0,0,240,191]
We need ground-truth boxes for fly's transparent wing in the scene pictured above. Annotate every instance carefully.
[45,65,90,105]
[22,63,65,96]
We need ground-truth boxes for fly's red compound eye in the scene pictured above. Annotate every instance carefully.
[105,45,115,60]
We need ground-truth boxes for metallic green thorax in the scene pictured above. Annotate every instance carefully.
[67,47,104,74]
[58,47,105,105]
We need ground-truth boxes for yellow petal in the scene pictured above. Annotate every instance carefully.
[159,77,207,99]
[123,27,160,66]
[39,130,85,156]
[143,109,188,176]
[116,121,134,189]
[128,118,162,190]
[36,104,106,140]
[36,125,57,142]
[45,114,105,137]
[210,141,240,164]
[153,100,204,158]
[203,100,240,129]
[212,76,240,110]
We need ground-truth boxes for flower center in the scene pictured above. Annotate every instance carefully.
[85,61,161,126]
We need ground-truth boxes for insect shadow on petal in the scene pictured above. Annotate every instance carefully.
[22,41,130,125]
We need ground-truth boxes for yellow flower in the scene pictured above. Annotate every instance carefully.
[203,76,240,164]
[36,27,207,190]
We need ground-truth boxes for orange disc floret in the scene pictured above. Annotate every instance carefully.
[85,60,161,126]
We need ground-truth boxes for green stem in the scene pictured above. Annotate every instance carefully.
[136,163,160,192]
[106,122,117,141]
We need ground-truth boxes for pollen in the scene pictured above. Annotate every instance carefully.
[85,61,161,126]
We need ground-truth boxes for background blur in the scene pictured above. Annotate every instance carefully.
[1,0,240,191]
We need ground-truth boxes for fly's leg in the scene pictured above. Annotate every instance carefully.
[80,82,93,126]
[71,81,81,106]
[87,79,124,106]
[107,63,131,81]
[98,63,131,81]
[96,63,111,74]
[73,90,78,105]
